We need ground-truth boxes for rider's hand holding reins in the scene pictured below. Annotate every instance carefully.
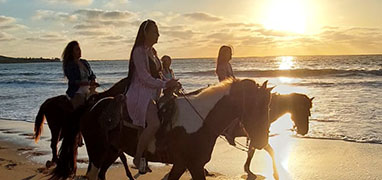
[165,78,179,88]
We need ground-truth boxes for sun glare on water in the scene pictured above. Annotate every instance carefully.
[262,0,308,34]
[278,56,294,70]
[271,56,310,95]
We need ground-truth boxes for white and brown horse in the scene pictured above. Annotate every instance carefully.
[235,93,314,179]
[50,78,272,180]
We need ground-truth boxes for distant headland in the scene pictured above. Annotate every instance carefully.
[0,55,60,64]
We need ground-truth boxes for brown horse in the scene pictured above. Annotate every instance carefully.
[50,79,272,180]
[33,77,130,168]
[238,93,314,179]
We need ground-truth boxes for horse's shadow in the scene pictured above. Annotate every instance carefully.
[241,174,266,180]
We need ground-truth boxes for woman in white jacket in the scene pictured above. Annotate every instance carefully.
[125,19,178,173]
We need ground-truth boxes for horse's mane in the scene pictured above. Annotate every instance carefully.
[191,78,235,101]
[174,78,236,133]
[272,92,312,108]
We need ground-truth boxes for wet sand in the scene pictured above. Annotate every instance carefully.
[1,119,382,180]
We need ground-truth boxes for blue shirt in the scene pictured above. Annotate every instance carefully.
[64,59,96,98]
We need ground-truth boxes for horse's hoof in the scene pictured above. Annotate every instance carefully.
[146,166,152,173]
[273,173,279,180]
[247,172,257,179]
[45,160,56,168]
[204,168,215,177]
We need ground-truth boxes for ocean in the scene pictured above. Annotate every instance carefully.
[0,55,382,145]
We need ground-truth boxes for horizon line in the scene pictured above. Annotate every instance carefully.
[1,53,381,61]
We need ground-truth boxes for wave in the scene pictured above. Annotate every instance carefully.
[0,79,65,86]
[292,81,382,88]
[300,135,382,145]
[0,72,58,76]
[182,69,382,77]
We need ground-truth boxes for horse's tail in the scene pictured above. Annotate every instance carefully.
[50,106,86,179]
[34,100,48,143]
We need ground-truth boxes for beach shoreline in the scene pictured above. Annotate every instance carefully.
[1,118,382,180]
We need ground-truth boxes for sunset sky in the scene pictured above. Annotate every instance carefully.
[0,0,381,59]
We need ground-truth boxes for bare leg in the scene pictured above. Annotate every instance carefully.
[167,163,187,180]
[119,153,134,180]
[264,144,279,180]
[244,140,257,178]
[133,100,160,173]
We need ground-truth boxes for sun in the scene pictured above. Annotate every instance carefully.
[262,0,308,34]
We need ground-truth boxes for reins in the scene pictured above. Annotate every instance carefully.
[179,88,250,152]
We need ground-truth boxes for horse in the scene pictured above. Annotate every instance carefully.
[33,77,131,168]
[50,78,273,180]
[236,92,314,179]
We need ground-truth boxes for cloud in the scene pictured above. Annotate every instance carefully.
[161,29,196,39]
[223,22,262,28]
[75,30,110,36]
[183,12,222,22]
[206,32,235,40]
[0,31,15,41]
[73,24,104,30]
[74,9,133,21]
[43,0,93,6]
[32,10,77,23]
[69,9,135,31]
[255,28,298,37]
[319,26,382,44]
[0,15,27,31]
[0,24,27,30]
[103,35,124,41]
[104,0,129,8]
[25,32,67,42]
[32,9,137,36]
[0,15,15,24]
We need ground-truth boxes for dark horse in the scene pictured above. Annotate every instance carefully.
[237,92,314,179]
[50,79,272,180]
[33,78,130,168]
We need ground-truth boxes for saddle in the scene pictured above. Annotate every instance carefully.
[119,89,178,131]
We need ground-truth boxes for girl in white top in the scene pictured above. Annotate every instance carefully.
[216,45,235,82]
[216,45,237,146]
[161,55,175,80]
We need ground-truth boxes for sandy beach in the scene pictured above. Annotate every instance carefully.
[1,118,382,180]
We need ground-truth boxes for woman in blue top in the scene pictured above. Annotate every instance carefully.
[62,40,98,109]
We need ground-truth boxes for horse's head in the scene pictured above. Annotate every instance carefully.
[291,95,314,135]
[230,79,272,149]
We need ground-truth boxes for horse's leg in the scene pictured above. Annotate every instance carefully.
[244,140,257,179]
[119,153,134,180]
[86,162,101,180]
[167,163,186,180]
[97,149,120,180]
[264,144,279,180]
[47,126,60,168]
[188,164,206,180]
